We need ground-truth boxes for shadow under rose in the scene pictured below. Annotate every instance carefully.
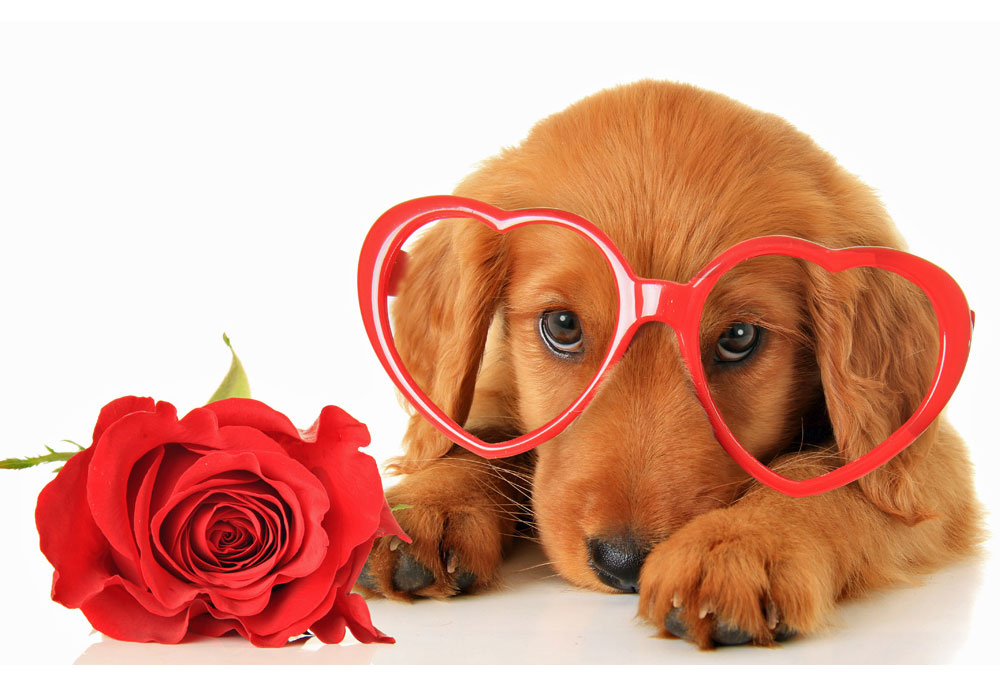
[74,633,385,665]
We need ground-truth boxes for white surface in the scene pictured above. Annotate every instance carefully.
[51,542,1000,665]
[1,19,998,665]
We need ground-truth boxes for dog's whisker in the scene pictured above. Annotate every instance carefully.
[466,470,533,509]
[534,572,568,582]
[513,559,557,572]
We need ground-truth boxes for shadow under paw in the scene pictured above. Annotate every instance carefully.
[665,607,797,647]
[357,544,478,597]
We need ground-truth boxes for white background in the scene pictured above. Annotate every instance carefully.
[1,14,998,666]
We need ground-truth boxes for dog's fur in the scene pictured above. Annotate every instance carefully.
[359,81,983,648]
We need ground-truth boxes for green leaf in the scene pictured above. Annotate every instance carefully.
[391,504,413,512]
[0,451,77,471]
[207,333,252,403]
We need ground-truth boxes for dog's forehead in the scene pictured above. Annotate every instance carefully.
[464,82,873,282]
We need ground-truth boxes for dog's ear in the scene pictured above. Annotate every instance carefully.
[806,263,940,524]
[386,218,508,474]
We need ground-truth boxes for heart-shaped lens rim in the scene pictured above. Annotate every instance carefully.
[358,196,636,460]
[359,196,973,497]
[678,237,973,497]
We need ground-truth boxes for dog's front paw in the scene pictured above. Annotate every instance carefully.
[355,479,507,600]
[638,508,835,648]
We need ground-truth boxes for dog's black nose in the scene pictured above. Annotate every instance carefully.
[587,534,648,593]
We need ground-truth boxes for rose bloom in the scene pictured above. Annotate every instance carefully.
[35,396,404,647]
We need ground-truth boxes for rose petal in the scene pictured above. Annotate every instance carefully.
[158,487,281,580]
[149,483,307,618]
[195,504,267,568]
[79,580,191,644]
[234,533,345,640]
[193,425,288,460]
[91,396,157,444]
[242,532,381,647]
[87,401,203,568]
[37,396,161,609]
[188,502,260,571]
[296,405,371,449]
[214,406,395,644]
[376,497,409,541]
[339,591,394,644]
[36,447,114,609]
[312,535,394,644]
[185,499,282,581]
[90,405,291,571]
[205,398,300,441]
[311,611,347,644]
[42,397,395,649]
[187,607,244,640]
[282,406,401,569]
[131,445,202,610]
[89,409,318,615]
[158,450,320,563]
[153,449,329,584]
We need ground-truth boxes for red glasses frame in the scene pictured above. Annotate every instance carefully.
[358,196,974,498]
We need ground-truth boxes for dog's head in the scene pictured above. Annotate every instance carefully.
[388,81,941,591]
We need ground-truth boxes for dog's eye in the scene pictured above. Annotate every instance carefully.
[539,310,584,355]
[715,322,761,362]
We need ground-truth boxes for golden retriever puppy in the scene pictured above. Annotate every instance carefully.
[357,80,983,648]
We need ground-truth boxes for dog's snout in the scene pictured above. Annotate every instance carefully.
[587,534,649,593]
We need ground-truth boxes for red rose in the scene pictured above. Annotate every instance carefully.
[35,396,404,647]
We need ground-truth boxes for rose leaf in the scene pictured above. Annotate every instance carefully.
[207,333,252,403]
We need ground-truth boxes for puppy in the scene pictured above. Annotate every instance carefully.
[357,80,983,648]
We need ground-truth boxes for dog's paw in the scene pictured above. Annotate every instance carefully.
[354,483,506,600]
[638,508,834,649]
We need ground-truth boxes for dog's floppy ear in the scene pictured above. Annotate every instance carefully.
[806,263,940,524]
[386,218,508,474]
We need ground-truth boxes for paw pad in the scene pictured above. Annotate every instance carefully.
[391,550,436,592]
[710,621,752,646]
[454,569,477,592]
[664,605,797,647]
[356,559,378,590]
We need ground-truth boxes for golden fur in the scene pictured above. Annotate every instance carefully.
[359,81,983,648]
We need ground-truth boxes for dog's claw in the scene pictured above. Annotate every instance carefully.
[442,548,477,592]
[763,593,797,641]
[765,597,779,630]
[392,550,436,592]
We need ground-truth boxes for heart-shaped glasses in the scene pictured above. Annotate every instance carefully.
[358,196,973,497]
